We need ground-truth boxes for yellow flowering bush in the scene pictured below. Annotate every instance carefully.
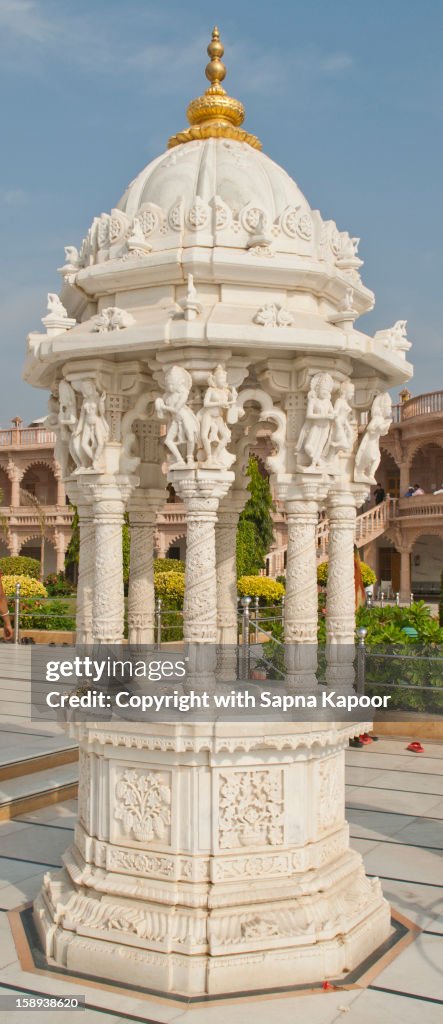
[154,571,185,602]
[237,576,285,602]
[1,575,48,598]
[317,560,377,587]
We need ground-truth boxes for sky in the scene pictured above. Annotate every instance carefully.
[0,0,442,425]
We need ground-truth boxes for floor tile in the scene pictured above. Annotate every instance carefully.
[375,933,443,1000]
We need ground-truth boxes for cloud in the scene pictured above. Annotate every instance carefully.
[318,53,355,74]
[1,188,29,207]
[0,0,57,43]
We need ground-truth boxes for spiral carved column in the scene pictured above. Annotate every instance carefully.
[215,496,245,680]
[76,500,95,645]
[183,498,219,644]
[284,499,319,686]
[325,492,357,687]
[92,484,132,644]
[127,495,161,645]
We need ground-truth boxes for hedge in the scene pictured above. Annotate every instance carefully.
[0,556,41,580]
[237,576,285,603]
[1,574,47,598]
[317,560,377,587]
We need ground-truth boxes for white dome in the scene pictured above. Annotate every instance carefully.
[74,137,362,271]
[117,138,308,223]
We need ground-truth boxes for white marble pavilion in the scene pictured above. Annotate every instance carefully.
[26,29,412,997]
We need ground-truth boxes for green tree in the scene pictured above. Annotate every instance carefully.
[64,506,79,572]
[65,506,130,585]
[236,457,275,576]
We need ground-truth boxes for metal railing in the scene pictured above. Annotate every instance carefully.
[7,583,77,645]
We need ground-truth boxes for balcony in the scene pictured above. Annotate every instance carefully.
[396,495,443,520]
[392,390,443,423]
[0,506,74,528]
[0,427,56,448]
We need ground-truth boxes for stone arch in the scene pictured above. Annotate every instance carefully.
[377,449,400,497]
[406,440,443,484]
[21,461,58,505]
[19,534,57,575]
[410,531,443,597]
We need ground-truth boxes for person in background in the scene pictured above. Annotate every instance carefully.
[404,485,415,497]
[412,483,425,495]
[374,483,385,505]
[0,574,13,640]
[433,483,443,494]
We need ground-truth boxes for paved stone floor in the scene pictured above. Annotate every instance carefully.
[0,737,441,1023]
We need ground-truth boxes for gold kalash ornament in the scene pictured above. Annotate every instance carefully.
[168,27,262,150]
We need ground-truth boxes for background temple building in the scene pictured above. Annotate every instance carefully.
[2,385,442,595]
[0,417,73,573]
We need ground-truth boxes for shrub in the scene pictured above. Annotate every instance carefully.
[0,556,40,579]
[237,576,285,603]
[154,558,185,574]
[44,572,76,597]
[317,560,377,587]
[154,571,185,603]
[20,598,76,631]
[440,570,443,628]
[2,574,47,598]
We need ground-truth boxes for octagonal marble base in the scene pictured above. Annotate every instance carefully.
[33,721,390,997]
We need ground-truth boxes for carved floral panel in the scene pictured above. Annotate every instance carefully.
[218,768,285,848]
[114,767,171,844]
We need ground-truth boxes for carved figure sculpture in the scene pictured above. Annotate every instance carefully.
[45,382,78,478]
[46,293,68,319]
[391,319,408,340]
[127,218,152,255]
[155,366,199,468]
[186,273,197,303]
[354,392,392,483]
[198,365,242,468]
[64,246,81,269]
[327,380,357,457]
[91,307,135,331]
[71,380,110,472]
[296,373,336,470]
[181,273,202,320]
[254,304,294,328]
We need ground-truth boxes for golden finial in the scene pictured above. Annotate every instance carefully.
[168,26,261,150]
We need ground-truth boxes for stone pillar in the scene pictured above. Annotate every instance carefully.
[127,492,164,645]
[92,483,131,645]
[173,472,233,685]
[7,463,23,507]
[216,492,246,645]
[55,471,65,507]
[325,491,357,688]
[284,498,319,686]
[399,461,410,496]
[399,544,412,603]
[183,497,218,644]
[215,493,245,680]
[75,499,95,645]
[54,531,66,574]
[8,533,19,557]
